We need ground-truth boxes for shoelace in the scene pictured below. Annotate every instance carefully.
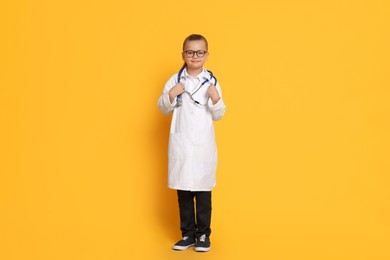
[199,234,206,242]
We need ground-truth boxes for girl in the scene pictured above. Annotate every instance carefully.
[158,34,226,252]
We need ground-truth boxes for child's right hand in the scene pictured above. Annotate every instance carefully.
[169,83,185,103]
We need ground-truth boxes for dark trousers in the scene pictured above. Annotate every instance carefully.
[177,190,212,239]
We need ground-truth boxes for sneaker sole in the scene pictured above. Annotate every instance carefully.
[194,246,210,252]
[172,243,195,250]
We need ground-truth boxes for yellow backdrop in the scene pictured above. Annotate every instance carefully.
[1,0,389,259]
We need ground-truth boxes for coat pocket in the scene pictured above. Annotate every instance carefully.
[168,133,187,159]
[192,132,217,163]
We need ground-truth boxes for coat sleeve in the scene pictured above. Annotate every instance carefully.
[207,82,226,121]
[158,74,178,115]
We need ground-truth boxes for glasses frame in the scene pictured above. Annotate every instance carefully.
[183,50,208,58]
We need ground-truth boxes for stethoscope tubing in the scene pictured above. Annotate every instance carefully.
[176,67,217,107]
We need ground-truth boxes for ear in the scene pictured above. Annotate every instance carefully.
[182,52,185,61]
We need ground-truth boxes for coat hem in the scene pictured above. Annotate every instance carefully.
[168,184,215,192]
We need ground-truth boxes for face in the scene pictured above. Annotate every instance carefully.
[182,40,209,71]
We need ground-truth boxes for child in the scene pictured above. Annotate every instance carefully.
[158,34,226,252]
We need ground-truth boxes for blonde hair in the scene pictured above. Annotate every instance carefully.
[182,34,208,51]
[181,34,208,69]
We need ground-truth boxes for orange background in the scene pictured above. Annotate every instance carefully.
[1,0,389,259]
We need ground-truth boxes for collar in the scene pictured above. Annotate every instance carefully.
[182,67,211,81]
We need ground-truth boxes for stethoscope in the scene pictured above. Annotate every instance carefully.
[176,67,218,107]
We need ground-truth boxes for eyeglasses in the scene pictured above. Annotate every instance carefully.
[184,50,207,58]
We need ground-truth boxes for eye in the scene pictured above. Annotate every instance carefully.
[197,51,206,56]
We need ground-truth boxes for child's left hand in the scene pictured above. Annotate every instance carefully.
[207,84,221,105]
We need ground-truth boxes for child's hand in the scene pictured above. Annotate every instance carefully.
[169,83,185,103]
[207,84,220,105]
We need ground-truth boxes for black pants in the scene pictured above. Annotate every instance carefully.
[177,190,212,239]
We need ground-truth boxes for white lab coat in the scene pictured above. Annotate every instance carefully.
[158,68,226,191]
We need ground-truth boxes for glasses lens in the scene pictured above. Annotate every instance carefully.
[185,50,194,57]
[197,51,206,57]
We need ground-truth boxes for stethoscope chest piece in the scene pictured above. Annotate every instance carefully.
[176,67,217,107]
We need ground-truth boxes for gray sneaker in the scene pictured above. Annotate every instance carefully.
[194,234,210,252]
[172,236,196,250]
